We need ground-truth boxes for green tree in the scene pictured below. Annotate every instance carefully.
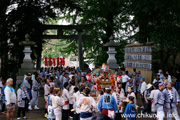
[60,0,130,66]
[0,0,81,77]
[129,0,180,72]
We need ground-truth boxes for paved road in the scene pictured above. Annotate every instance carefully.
[0,92,179,120]
[0,96,46,120]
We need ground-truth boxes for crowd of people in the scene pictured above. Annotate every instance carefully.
[0,66,180,120]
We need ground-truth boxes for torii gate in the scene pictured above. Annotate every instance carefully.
[42,24,93,70]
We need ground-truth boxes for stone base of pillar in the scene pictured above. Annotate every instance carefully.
[107,62,119,70]
[16,60,35,88]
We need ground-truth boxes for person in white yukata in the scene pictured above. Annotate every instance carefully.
[52,88,64,120]
[163,82,180,120]
[62,82,70,120]
[77,87,98,120]
[112,83,125,120]
[4,78,16,120]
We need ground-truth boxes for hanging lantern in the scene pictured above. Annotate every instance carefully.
[86,74,91,81]
[117,75,121,83]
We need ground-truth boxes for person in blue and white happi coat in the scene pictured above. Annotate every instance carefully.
[163,82,180,120]
[153,83,165,120]
[28,73,43,110]
[98,88,118,120]
[125,78,136,95]
[17,82,29,120]
[153,73,163,84]
[24,73,32,100]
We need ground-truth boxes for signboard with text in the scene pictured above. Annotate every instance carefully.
[124,43,153,83]
[124,45,152,69]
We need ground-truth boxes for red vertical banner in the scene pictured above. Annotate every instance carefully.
[49,57,52,67]
[44,57,65,67]
[44,57,48,66]
[62,57,65,66]
[52,58,56,66]
[59,58,62,66]
[57,57,60,66]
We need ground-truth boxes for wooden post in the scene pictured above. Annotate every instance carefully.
[78,30,84,70]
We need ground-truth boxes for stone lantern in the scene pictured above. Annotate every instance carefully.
[104,36,120,69]
[16,34,35,86]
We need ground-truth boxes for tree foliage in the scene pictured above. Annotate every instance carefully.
[129,0,180,72]
[59,0,131,66]
[0,0,81,76]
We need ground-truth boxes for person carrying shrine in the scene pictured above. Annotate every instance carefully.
[98,88,118,120]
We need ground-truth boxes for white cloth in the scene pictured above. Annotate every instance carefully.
[54,112,62,120]
[152,79,163,84]
[168,75,172,83]
[69,86,75,104]
[167,89,173,100]
[150,89,158,112]
[80,117,92,120]
[157,111,164,120]
[73,91,81,113]
[112,89,125,106]
[76,95,98,113]
[4,86,16,105]
[127,92,137,105]
[52,96,64,111]
[140,81,147,94]
[49,82,55,88]
[121,75,130,83]
[44,84,50,96]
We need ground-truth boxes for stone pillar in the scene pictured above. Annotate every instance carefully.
[78,30,84,70]
[16,34,35,87]
[104,36,120,69]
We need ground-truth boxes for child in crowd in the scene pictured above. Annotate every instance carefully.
[44,79,50,118]
[125,86,137,105]
[52,88,64,120]
[17,82,29,120]
[124,96,136,120]
[47,87,55,120]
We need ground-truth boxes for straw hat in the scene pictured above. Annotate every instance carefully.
[147,83,152,89]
